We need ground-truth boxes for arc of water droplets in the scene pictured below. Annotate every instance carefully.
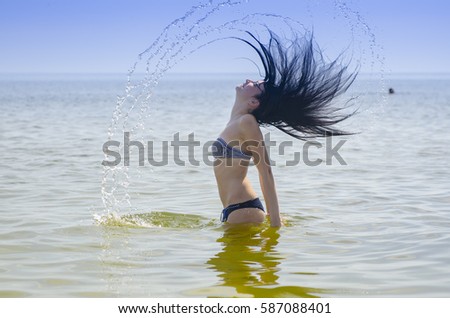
[101,0,384,216]
[102,0,252,215]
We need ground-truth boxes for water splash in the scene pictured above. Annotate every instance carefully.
[100,0,385,217]
[102,0,249,216]
[94,211,218,229]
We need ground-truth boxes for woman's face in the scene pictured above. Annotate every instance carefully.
[236,79,265,99]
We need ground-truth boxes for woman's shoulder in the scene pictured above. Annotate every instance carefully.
[239,114,258,128]
[238,114,262,139]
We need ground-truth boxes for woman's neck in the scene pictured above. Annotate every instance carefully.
[229,101,249,121]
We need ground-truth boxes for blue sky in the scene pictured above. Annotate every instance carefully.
[1,0,449,74]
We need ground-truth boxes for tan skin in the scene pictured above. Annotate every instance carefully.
[214,79,282,227]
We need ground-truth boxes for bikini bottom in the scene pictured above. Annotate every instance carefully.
[220,197,265,222]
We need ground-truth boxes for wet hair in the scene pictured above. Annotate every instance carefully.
[237,30,358,140]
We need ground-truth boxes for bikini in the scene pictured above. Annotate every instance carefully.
[212,137,265,222]
[219,197,265,222]
[212,137,252,160]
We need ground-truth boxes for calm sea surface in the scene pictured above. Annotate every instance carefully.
[1,73,449,297]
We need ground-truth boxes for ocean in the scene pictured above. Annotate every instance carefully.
[1,72,449,297]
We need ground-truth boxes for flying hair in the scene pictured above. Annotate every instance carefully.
[236,30,358,140]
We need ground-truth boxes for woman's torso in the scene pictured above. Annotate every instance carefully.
[213,119,258,207]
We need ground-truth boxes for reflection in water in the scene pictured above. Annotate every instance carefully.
[205,225,323,297]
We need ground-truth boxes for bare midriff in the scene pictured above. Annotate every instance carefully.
[214,158,258,207]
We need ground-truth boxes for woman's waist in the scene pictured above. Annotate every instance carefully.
[217,180,258,207]
[213,161,249,178]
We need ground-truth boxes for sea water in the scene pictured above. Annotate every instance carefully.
[1,72,449,297]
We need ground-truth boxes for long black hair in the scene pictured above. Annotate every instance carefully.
[237,30,358,140]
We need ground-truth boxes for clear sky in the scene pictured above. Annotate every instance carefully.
[1,0,449,74]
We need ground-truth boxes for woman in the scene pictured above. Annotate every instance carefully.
[212,31,357,227]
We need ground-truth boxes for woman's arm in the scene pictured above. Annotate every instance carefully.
[240,114,281,227]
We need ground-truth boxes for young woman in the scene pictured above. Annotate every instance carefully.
[212,31,357,227]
